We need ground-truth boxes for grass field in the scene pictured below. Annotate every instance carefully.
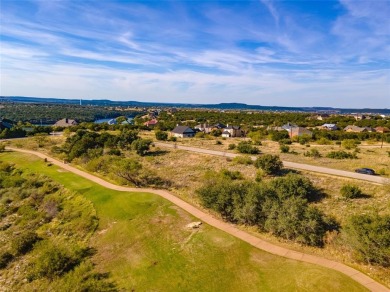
[0,151,367,291]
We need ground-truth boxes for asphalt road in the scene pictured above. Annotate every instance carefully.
[155,142,390,185]
[6,147,389,292]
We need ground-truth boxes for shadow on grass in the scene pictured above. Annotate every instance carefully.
[147,150,169,157]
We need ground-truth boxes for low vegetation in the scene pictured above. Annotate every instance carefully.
[0,161,115,291]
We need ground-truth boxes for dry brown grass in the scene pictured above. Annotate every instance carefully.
[140,131,390,178]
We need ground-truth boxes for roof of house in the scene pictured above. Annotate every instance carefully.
[213,123,226,129]
[282,122,298,130]
[344,125,365,132]
[171,126,195,134]
[322,123,337,128]
[375,126,390,132]
[144,119,158,126]
[54,118,77,127]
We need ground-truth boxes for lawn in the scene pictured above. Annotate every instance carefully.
[0,151,367,291]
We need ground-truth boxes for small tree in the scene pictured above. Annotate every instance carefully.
[280,145,289,153]
[342,139,359,150]
[228,143,236,150]
[254,154,283,175]
[340,184,362,199]
[131,139,152,156]
[155,131,168,141]
[237,141,259,154]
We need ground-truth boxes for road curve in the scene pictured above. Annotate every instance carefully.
[6,147,389,292]
[155,142,390,185]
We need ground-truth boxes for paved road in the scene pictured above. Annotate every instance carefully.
[155,142,390,185]
[6,147,389,292]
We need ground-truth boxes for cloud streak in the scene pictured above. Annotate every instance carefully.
[0,0,389,107]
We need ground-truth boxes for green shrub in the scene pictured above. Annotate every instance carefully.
[215,140,222,145]
[155,130,168,141]
[304,148,321,158]
[280,145,289,153]
[237,141,259,154]
[317,137,331,145]
[11,231,39,255]
[254,154,283,175]
[228,143,236,150]
[278,139,292,145]
[298,134,311,145]
[343,213,390,266]
[342,139,359,150]
[0,251,13,269]
[221,169,243,180]
[29,241,87,280]
[326,151,357,159]
[340,184,362,199]
[232,155,253,165]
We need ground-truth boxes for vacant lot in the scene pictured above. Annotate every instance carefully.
[142,132,390,177]
[0,151,367,291]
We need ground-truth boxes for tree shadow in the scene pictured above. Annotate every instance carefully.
[146,150,169,157]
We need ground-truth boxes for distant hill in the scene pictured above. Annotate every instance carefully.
[1,96,389,114]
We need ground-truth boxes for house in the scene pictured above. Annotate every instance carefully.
[221,130,231,138]
[224,124,244,137]
[171,126,195,138]
[53,118,78,127]
[344,125,366,133]
[194,123,211,133]
[144,119,158,127]
[288,127,313,138]
[375,126,390,133]
[321,123,338,131]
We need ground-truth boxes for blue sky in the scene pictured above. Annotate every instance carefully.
[1,0,389,108]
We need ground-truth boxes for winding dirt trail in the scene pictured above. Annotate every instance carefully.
[7,147,389,292]
[155,142,390,185]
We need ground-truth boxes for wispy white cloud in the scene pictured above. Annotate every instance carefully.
[0,0,389,107]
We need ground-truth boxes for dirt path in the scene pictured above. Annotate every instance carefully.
[7,147,389,292]
[155,142,390,185]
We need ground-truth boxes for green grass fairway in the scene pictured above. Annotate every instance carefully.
[1,151,367,291]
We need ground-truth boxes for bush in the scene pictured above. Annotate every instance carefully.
[0,251,13,269]
[228,143,236,150]
[304,148,321,158]
[236,141,259,154]
[280,145,289,153]
[232,155,253,165]
[343,213,390,266]
[254,154,283,175]
[298,135,311,145]
[106,148,121,156]
[11,231,39,255]
[215,140,222,145]
[168,137,177,142]
[317,137,332,145]
[278,138,292,145]
[195,132,206,138]
[342,139,359,150]
[131,139,152,156]
[340,184,362,199]
[29,241,87,280]
[155,131,168,141]
[326,151,357,159]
